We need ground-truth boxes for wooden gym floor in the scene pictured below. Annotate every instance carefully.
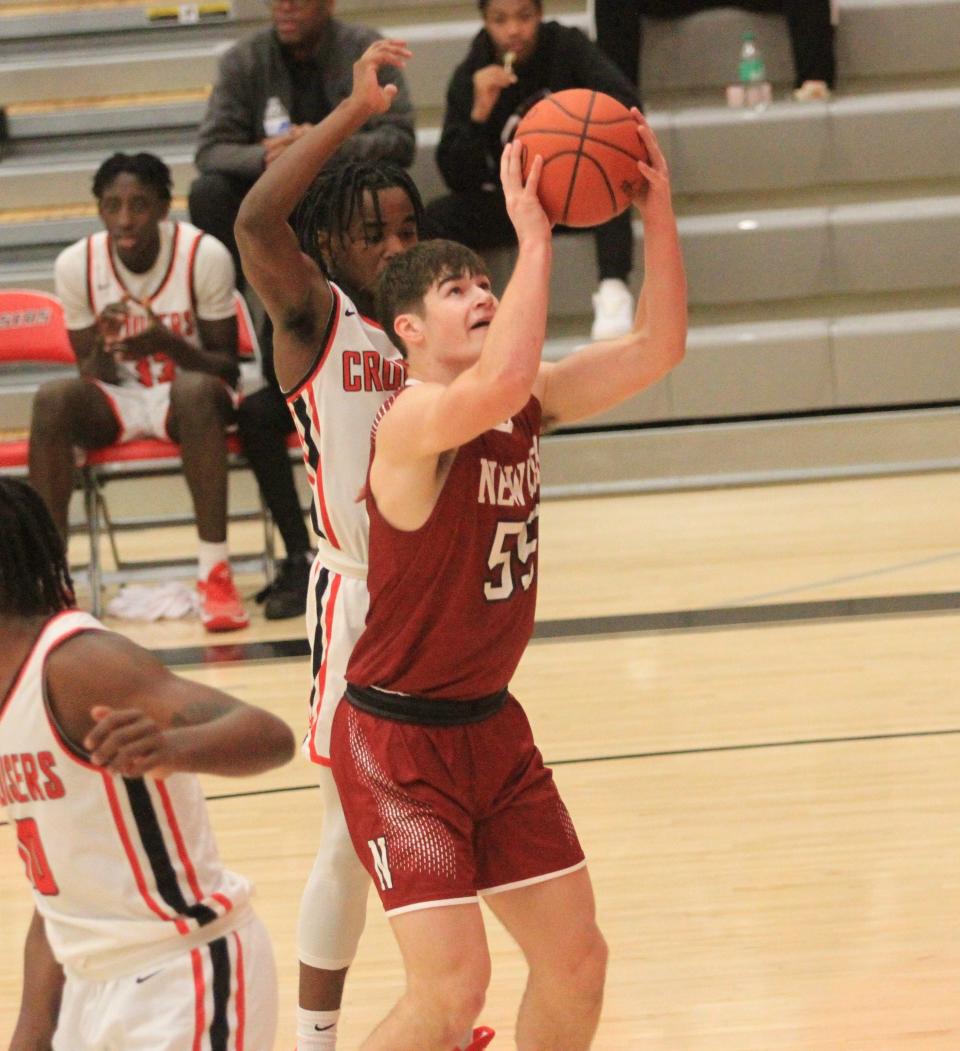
[2,469,959,1049]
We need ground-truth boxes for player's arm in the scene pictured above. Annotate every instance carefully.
[9,910,63,1051]
[45,631,296,778]
[235,38,411,391]
[535,113,686,429]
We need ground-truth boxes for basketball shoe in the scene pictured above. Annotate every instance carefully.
[590,278,634,340]
[198,561,249,632]
[456,1027,495,1051]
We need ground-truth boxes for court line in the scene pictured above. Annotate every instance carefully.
[153,588,960,668]
[721,550,960,607]
[2,725,957,830]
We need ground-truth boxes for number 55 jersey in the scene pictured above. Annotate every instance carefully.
[346,393,542,701]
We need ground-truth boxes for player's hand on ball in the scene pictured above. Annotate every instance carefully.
[631,110,672,219]
[85,705,175,778]
[501,141,552,244]
[351,39,411,116]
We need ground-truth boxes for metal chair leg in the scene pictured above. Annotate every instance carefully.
[82,469,103,617]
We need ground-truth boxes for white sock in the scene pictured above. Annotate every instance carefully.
[197,540,229,580]
[296,1008,340,1051]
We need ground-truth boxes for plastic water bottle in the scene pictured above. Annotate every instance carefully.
[263,96,292,137]
[735,31,772,108]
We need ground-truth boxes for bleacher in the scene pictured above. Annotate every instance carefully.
[2,0,959,491]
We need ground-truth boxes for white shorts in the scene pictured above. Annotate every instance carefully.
[53,915,277,1051]
[94,380,174,442]
[93,379,241,443]
[303,559,369,765]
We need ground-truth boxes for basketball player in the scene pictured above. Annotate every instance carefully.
[0,476,296,1050]
[329,119,685,1049]
[236,37,492,1051]
[28,152,249,632]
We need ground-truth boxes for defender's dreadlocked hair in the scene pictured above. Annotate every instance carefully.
[0,478,75,617]
[92,152,173,203]
[293,160,424,276]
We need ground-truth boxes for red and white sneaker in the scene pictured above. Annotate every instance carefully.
[455,1027,495,1051]
[198,561,249,632]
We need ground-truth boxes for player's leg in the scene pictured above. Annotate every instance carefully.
[28,377,120,538]
[296,765,370,1050]
[167,372,234,544]
[483,868,607,1051]
[472,698,601,1048]
[296,569,371,1049]
[362,903,491,1051]
[167,373,247,630]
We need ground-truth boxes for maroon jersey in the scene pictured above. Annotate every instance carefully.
[346,393,542,700]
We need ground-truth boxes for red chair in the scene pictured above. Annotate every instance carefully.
[0,290,76,475]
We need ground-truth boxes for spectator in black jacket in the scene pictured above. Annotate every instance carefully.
[424,0,643,341]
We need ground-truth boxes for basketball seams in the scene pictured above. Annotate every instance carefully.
[515,129,645,165]
[560,90,597,225]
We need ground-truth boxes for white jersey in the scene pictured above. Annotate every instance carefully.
[54,219,236,390]
[285,283,404,577]
[0,610,252,981]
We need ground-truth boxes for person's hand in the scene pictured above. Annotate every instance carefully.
[350,38,411,118]
[263,129,298,166]
[95,300,129,348]
[631,110,673,221]
[501,140,551,245]
[84,705,176,778]
[471,64,517,123]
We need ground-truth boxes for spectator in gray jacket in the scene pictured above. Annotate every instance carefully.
[190,0,416,286]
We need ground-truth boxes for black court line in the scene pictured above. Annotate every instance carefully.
[3,725,958,830]
[153,589,960,668]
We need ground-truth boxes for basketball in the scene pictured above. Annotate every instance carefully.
[513,89,647,228]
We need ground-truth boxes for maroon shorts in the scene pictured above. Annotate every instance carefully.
[330,694,585,915]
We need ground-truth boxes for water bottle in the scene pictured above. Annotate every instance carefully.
[263,96,292,137]
[735,31,772,108]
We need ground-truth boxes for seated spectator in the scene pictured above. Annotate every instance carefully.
[594,0,835,105]
[189,0,415,287]
[28,152,249,633]
[190,0,416,618]
[423,0,642,342]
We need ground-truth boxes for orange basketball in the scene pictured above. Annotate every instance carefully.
[514,89,647,228]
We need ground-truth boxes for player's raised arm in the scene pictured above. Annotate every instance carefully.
[46,631,296,778]
[235,38,411,385]
[535,112,687,429]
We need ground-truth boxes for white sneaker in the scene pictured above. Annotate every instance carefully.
[590,278,634,340]
[793,80,831,102]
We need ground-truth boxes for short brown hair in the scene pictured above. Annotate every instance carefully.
[376,239,488,355]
